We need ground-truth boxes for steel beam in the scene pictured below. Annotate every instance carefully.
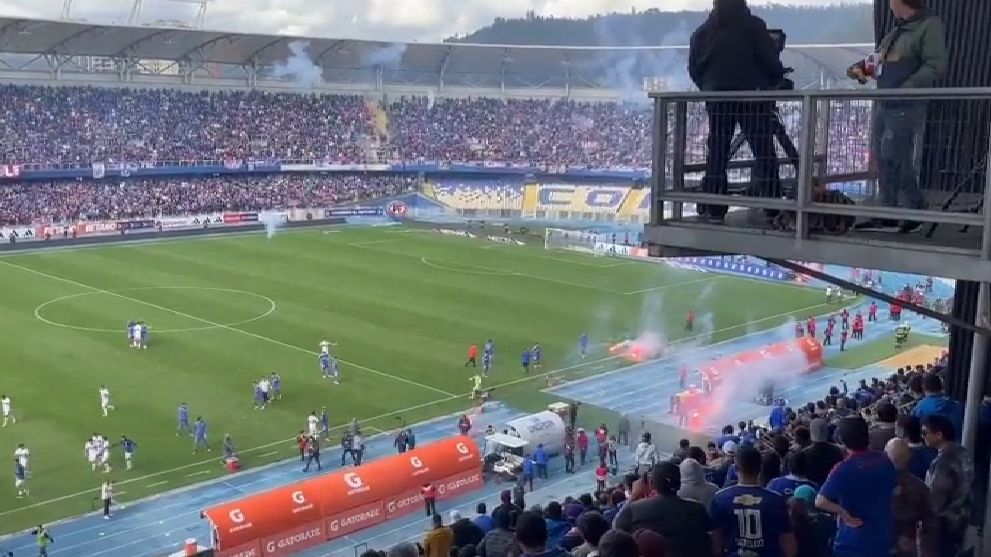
[643,223,991,283]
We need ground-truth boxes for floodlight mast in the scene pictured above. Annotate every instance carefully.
[130,0,213,28]
[60,0,212,28]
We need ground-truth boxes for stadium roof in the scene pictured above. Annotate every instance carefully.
[0,16,870,83]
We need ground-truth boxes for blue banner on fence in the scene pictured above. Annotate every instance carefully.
[324,208,384,217]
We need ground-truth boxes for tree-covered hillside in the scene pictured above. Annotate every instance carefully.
[448,4,873,46]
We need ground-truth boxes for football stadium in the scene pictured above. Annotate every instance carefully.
[0,2,989,557]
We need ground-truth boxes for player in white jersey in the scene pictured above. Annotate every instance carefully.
[99,386,115,417]
[85,439,100,471]
[1,394,14,427]
[319,338,336,355]
[307,411,320,437]
[14,444,29,476]
[258,377,271,402]
[97,436,112,473]
[131,323,142,348]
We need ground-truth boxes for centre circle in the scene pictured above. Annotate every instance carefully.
[34,286,277,333]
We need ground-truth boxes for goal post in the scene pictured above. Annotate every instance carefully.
[544,227,604,256]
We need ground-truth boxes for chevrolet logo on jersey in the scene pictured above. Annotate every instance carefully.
[732,494,763,506]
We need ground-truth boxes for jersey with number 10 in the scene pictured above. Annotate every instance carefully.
[710,485,791,557]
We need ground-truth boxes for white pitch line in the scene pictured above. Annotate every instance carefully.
[145,481,169,488]
[624,275,725,295]
[0,258,456,398]
[0,353,616,521]
[257,451,279,457]
[185,470,212,477]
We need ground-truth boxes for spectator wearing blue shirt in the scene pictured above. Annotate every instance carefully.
[534,444,549,480]
[768,400,788,431]
[473,503,494,534]
[515,511,569,557]
[897,415,937,481]
[766,451,818,498]
[543,501,569,549]
[521,454,535,491]
[716,425,739,449]
[710,446,797,557]
[521,349,532,375]
[816,417,897,557]
[911,374,963,439]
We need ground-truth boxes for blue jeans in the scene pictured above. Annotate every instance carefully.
[873,101,927,209]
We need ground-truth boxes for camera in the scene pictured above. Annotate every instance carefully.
[767,29,795,90]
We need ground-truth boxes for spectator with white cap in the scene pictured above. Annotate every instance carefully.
[448,509,485,550]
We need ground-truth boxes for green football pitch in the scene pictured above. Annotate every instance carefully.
[0,224,839,532]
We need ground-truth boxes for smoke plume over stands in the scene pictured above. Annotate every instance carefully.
[272,41,323,87]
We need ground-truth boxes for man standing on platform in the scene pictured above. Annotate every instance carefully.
[849,0,947,233]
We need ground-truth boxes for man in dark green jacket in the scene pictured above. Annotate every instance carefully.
[850,0,947,232]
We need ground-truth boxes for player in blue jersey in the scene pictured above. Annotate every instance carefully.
[126,320,136,346]
[177,403,191,436]
[270,372,282,400]
[320,407,330,438]
[330,356,340,384]
[482,352,492,376]
[484,339,495,359]
[193,417,210,453]
[139,322,149,349]
[121,436,138,470]
[320,352,331,378]
[520,348,531,375]
[531,343,542,369]
[580,332,589,358]
[710,446,796,557]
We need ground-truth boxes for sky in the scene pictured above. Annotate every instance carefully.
[0,0,868,42]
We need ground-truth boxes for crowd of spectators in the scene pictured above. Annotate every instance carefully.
[1,86,374,165]
[356,353,981,557]
[0,174,417,225]
[1,85,872,174]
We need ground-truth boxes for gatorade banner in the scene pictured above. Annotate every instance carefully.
[324,208,384,217]
[203,436,481,555]
[698,337,823,387]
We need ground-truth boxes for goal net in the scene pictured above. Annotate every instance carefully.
[544,228,612,256]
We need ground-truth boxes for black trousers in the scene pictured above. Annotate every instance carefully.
[701,101,782,218]
[424,497,436,516]
[103,497,112,517]
[304,452,321,471]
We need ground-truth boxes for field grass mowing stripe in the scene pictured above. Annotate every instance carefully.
[0,353,618,521]
[0,258,457,398]
[624,275,725,295]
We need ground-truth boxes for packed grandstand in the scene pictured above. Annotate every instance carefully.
[1,85,874,228]
[0,8,980,557]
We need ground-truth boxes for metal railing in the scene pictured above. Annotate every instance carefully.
[649,87,991,259]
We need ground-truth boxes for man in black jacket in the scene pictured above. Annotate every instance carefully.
[688,0,787,223]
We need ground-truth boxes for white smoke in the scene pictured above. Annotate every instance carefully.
[259,211,287,239]
[272,41,322,87]
[364,43,408,67]
[589,19,694,102]
[700,320,809,428]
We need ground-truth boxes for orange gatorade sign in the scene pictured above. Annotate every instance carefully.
[204,436,481,555]
[698,337,823,384]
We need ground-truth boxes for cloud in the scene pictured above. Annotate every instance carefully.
[0,0,869,42]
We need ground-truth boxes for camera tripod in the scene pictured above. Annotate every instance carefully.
[925,157,987,238]
[727,105,801,185]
